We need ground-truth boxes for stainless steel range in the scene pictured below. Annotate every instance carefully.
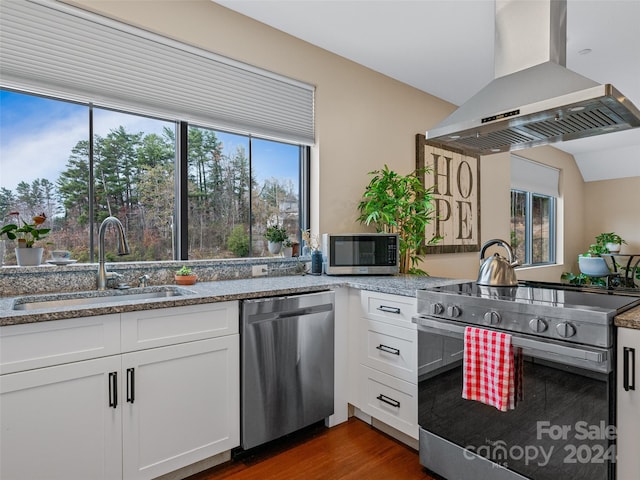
[413,281,640,480]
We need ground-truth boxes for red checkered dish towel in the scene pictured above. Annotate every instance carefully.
[462,326,516,412]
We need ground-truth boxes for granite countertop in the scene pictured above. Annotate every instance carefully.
[0,274,463,327]
[3,273,638,330]
[615,305,640,330]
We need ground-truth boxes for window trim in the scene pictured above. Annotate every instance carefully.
[1,88,310,263]
[511,189,557,267]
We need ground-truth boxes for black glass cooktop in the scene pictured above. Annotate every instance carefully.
[425,281,640,314]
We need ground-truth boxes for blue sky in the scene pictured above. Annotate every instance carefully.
[0,89,299,193]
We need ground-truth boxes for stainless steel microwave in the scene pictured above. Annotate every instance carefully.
[322,233,399,275]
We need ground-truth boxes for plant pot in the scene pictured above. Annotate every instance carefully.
[15,247,44,266]
[282,246,293,258]
[578,256,610,277]
[268,241,282,255]
[175,274,197,285]
[605,242,621,253]
[0,240,5,267]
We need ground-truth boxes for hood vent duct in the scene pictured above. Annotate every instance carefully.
[426,0,640,155]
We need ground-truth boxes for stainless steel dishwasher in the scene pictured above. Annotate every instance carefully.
[241,291,335,450]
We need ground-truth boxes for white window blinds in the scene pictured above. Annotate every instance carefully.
[511,155,560,197]
[0,0,315,145]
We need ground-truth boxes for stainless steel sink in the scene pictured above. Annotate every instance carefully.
[13,287,194,311]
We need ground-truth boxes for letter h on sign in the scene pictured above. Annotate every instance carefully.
[416,134,481,254]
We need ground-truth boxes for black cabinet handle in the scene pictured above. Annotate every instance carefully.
[377,305,401,314]
[376,344,400,356]
[623,347,636,392]
[376,394,400,408]
[126,368,135,403]
[108,371,118,408]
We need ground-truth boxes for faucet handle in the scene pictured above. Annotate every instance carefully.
[138,274,150,288]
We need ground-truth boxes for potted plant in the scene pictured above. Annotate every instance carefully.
[357,165,441,274]
[595,232,627,253]
[174,265,197,285]
[0,211,51,266]
[264,224,288,255]
[578,243,611,277]
[282,239,294,258]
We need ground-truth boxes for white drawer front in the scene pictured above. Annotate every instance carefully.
[121,301,239,352]
[361,291,416,328]
[360,318,416,383]
[358,364,418,439]
[0,315,121,374]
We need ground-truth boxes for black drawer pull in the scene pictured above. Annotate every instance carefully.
[377,305,401,314]
[624,347,636,392]
[376,394,400,408]
[126,368,135,403]
[108,371,118,408]
[376,344,400,356]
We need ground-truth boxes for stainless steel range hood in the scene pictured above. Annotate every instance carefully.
[426,0,640,155]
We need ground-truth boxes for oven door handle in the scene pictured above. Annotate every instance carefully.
[413,316,608,364]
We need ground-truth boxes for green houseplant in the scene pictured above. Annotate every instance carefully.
[264,224,288,255]
[595,232,626,253]
[175,265,197,285]
[357,165,440,275]
[575,232,627,278]
[1,211,51,266]
[0,211,51,248]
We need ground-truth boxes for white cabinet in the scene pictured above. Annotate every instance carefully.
[122,336,239,480]
[0,302,239,480]
[617,326,640,480]
[1,355,122,480]
[353,291,418,440]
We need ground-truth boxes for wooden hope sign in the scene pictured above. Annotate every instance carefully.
[416,134,481,253]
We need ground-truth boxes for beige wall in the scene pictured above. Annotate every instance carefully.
[66,0,629,282]
[583,177,640,253]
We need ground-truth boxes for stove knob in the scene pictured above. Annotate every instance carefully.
[447,305,461,318]
[431,303,445,315]
[556,322,576,338]
[484,311,501,325]
[529,317,548,333]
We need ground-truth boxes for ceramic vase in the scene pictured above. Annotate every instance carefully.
[578,256,610,277]
[311,250,323,274]
[268,241,282,255]
[605,243,621,253]
[15,247,44,266]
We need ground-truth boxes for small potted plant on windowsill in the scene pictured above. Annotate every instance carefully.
[1,211,51,266]
[174,266,197,285]
[264,224,288,255]
[282,239,294,258]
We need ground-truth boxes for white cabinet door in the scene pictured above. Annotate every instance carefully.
[0,356,122,480]
[122,335,239,480]
[617,327,640,480]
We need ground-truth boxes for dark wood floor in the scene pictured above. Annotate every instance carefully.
[187,418,439,480]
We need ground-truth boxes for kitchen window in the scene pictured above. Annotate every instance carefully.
[0,89,308,263]
[510,155,558,266]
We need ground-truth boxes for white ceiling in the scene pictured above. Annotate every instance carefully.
[215,0,640,182]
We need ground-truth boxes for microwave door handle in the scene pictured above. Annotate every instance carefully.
[413,316,608,364]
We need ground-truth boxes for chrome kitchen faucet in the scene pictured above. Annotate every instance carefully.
[97,216,130,290]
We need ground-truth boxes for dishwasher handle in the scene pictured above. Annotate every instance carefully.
[244,300,334,324]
